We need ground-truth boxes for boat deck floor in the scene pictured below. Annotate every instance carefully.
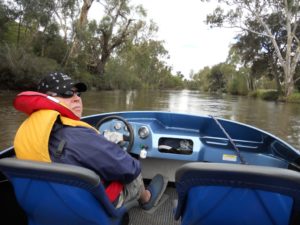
[128,186,180,225]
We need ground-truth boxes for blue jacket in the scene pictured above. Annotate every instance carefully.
[49,122,141,184]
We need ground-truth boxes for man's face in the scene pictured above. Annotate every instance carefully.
[54,90,83,118]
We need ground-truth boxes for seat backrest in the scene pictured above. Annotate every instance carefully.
[0,158,134,225]
[175,162,300,225]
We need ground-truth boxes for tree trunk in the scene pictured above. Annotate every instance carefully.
[285,73,295,96]
[62,0,94,67]
[271,62,282,94]
[96,60,105,76]
[246,73,255,91]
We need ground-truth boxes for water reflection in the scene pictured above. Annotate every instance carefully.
[1,90,300,150]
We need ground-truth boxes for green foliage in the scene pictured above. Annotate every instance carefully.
[208,64,226,92]
[32,26,68,63]
[2,21,27,45]
[0,0,181,91]
[252,89,279,101]
[285,92,300,103]
[203,0,300,97]
[192,66,211,92]
[226,73,248,95]
[72,70,99,90]
[185,80,199,90]
[190,62,251,95]
[74,0,148,76]
[96,40,180,90]
[0,44,60,90]
[0,1,12,40]
[100,59,142,90]
[229,14,285,94]
[163,74,184,89]
[255,77,277,90]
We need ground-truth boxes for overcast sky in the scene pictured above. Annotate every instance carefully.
[90,0,238,77]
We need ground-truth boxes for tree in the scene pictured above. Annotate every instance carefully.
[66,0,147,77]
[93,0,146,76]
[229,13,294,93]
[202,0,300,97]
[226,46,255,91]
[0,0,17,40]
[193,66,212,92]
[62,0,92,66]
[7,0,79,50]
[101,39,174,90]
[209,64,226,92]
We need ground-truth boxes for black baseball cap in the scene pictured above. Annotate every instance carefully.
[37,72,87,96]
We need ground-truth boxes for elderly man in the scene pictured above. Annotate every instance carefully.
[13,72,167,210]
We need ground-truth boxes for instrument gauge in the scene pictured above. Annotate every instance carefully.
[138,126,150,139]
[114,122,122,130]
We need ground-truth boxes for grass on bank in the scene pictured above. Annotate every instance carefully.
[249,89,279,101]
[284,92,300,103]
[249,89,300,103]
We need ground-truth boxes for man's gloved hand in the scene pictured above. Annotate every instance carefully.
[103,131,124,144]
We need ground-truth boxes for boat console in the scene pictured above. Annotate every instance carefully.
[82,111,300,181]
[84,111,299,166]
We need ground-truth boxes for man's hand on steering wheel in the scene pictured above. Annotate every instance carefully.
[103,130,124,144]
[95,115,134,152]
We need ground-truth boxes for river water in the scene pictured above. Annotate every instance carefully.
[1,89,300,150]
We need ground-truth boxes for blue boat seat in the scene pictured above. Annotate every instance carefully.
[0,157,138,225]
[175,162,300,225]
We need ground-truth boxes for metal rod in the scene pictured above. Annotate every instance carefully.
[209,115,246,164]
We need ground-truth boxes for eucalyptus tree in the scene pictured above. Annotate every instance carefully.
[102,38,173,89]
[80,0,147,76]
[209,64,226,92]
[192,66,211,92]
[62,0,93,66]
[0,0,17,40]
[0,0,79,89]
[90,0,146,76]
[6,0,79,46]
[202,0,300,97]
[130,40,170,86]
[230,13,290,93]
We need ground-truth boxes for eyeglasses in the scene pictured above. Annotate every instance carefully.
[47,90,81,98]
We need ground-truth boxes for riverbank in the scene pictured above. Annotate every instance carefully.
[244,89,300,103]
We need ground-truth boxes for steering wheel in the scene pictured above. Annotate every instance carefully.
[95,115,134,152]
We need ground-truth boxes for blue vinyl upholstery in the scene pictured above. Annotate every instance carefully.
[175,162,300,225]
[0,158,138,225]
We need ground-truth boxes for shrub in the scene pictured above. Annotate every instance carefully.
[256,89,279,101]
[286,92,300,103]
[0,44,60,90]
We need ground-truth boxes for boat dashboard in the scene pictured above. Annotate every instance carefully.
[83,111,300,170]
[97,116,198,161]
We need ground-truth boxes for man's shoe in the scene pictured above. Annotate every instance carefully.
[142,174,168,210]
